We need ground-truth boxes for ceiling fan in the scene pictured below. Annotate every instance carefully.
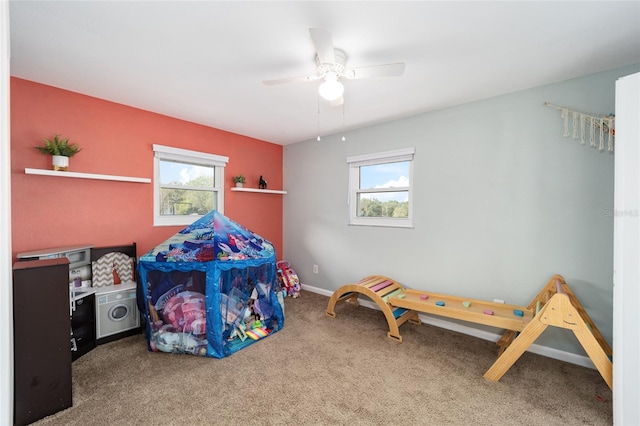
[263,28,405,106]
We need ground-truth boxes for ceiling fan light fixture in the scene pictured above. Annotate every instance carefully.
[318,73,344,101]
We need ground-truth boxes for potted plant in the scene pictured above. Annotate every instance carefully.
[35,134,81,171]
[232,175,246,187]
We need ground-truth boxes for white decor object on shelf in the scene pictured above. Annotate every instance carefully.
[51,155,69,171]
[25,168,151,183]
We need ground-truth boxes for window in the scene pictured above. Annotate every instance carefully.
[347,147,415,228]
[153,144,228,226]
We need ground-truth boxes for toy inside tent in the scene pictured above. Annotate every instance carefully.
[138,210,285,358]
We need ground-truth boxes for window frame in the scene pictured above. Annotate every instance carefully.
[347,147,415,228]
[153,144,228,227]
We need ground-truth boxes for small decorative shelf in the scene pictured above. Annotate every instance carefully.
[230,187,287,195]
[25,168,151,184]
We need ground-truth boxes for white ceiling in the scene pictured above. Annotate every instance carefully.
[9,1,640,145]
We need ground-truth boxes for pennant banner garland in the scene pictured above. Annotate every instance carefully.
[545,102,615,152]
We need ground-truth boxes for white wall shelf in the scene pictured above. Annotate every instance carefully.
[230,187,287,195]
[25,168,151,183]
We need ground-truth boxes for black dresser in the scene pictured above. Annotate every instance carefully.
[13,258,72,425]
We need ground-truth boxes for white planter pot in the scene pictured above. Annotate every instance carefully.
[52,155,69,171]
[235,182,244,188]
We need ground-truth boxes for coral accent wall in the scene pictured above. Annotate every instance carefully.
[10,78,283,261]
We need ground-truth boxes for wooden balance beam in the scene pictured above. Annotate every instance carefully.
[326,274,612,389]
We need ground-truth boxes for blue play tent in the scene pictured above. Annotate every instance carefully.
[138,210,284,358]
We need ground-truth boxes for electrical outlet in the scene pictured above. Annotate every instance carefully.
[493,298,505,304]
[313,264,318,274]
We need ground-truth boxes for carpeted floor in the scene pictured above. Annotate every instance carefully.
[34,290,612,425]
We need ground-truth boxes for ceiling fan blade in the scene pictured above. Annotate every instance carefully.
[262,75,320,86]
[346,62,405,79]
[309,28,335,64]
[330,96,344,107]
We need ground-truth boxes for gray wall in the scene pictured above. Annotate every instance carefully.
[283,64,639,356]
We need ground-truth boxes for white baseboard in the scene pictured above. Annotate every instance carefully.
[301,283,595,369]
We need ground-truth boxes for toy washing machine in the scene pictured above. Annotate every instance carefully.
[96,281,140,343]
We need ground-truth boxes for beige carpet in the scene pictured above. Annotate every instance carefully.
[34,290,612,425]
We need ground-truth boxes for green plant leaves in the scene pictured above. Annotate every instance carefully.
[35,134,81,157]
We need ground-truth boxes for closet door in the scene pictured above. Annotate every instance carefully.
[613,72,640,426]
[13,258,72,426]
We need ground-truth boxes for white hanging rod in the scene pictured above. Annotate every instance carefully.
[544,102,613,120]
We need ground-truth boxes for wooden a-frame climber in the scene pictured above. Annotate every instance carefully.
[484,275,612,389]
[326,274,612,389]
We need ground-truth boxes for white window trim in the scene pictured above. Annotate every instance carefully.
[347,147,415,228]
[153,144,228,227]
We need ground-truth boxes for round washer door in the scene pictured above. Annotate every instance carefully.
[108,304,130,321]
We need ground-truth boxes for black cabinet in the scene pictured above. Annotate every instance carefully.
[71,294,96,361]
[13,258,72,426]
